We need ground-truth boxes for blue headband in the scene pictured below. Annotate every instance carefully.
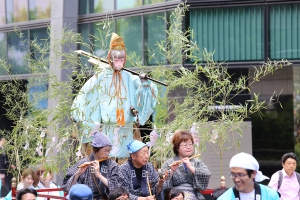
[127,140,147,153]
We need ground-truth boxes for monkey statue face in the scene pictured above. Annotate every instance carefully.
[112,57,124,71]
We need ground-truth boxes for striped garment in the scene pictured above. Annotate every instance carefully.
[120,161,160,200]
[161,156,211,200]
[62,155,123,200]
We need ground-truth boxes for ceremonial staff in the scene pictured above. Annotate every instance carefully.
[75,50,168,86]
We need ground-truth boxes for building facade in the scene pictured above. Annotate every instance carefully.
[0,0,299,188]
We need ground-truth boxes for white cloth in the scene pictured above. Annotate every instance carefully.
[240,189,255,200]
[230,152,269,182]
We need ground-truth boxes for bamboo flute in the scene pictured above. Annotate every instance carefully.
[168,154,201,167]
[146,171,152,196]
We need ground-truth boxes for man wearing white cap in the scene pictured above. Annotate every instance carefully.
[120,140,163,200]
[218,152,280,200]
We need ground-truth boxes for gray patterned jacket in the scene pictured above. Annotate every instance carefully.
[120,160,160,200]
[161,156,211,200]
[62,156,123,199]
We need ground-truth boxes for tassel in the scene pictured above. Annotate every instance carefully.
[116,108,125,126]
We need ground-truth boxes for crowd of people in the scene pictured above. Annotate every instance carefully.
[60,130,211,200]
[7,129,300,200]
[3,165,63,200]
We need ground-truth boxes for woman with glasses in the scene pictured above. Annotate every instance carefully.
[161,130,211,200]
[62,131,124,200]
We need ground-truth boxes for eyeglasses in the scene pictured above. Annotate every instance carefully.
[229,172,248,179]
[179,143,194,148]
[100,147,112,154]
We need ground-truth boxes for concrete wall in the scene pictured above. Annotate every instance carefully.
[202,121,252,189]
[250,66,293,97]
[48,0,78,184]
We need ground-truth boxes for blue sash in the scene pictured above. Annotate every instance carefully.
[128,159,149,197]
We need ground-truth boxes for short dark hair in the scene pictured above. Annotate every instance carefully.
[211,187,228,200]
[108,187,129,200]
[164,188,185,200]
[93,147,101,154]
[282,152,298,163]
[17,188,37,200]
[245,169,255,179]
[172,130,194,155]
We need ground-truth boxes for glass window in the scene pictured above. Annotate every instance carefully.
[28,81,48,110]
[269,4,300,60]
[79,0,89,15]
[116,16,142,67]
[0,32,8,75]
[78,23,91,69]
[91,0,114,13]
[0,0,6,25]
[144,13,166,65]
[30,28,49,70]
[6,0,29,23]
[7,30,29,74]
[6,0,13,23]
[29,0,51,20]
[190,6,264,62]
[144,0,165,5]
[0,32,6,58]
[116,0,142,10]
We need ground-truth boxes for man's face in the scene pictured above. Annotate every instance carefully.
[230,167,256,193]
[282,158,297,176]
[132,146,149,167]
[112,57,124,71]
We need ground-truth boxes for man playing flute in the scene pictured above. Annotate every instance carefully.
[120,140,163,200]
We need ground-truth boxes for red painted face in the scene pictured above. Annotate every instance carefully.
[113,57,124,71]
